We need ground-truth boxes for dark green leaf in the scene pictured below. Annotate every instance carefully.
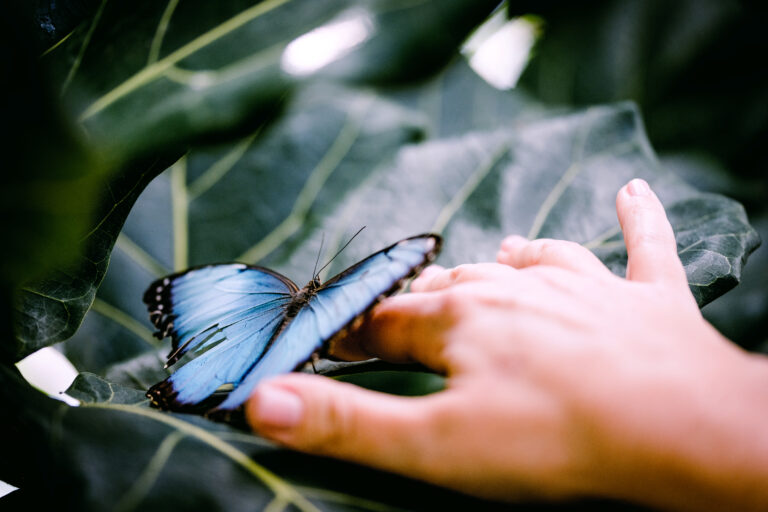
[41,0,354,163]
[0,6,106,362]
[37,0,493,165]
[511,0,768,180]
[12,156,175,360]
[66,372,150,405]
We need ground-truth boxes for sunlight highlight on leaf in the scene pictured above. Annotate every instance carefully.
[281,8,375,77]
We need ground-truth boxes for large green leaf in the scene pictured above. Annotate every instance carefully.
[383,58,545,138]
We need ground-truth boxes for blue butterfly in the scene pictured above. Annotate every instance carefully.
[144,234,442,420]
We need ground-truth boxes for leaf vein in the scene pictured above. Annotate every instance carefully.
[61,0,108,95]
[237,98,371,263]
[79,0,292,120]
[80,403,321,512]
[147,0,180,65]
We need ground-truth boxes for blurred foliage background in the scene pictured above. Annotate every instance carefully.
[2,0,766,509]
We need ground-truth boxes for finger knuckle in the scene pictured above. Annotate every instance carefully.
[528,239,560,264]
[448,264,473,282]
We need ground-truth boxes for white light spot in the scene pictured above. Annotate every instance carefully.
[281,8,375,77]
[0,481,18,499]
[462,12,539,90]
[188,72,215,90]
[16,347,80,406]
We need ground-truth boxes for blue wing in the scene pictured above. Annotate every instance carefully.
[215,234,441,411]
[144,264,296,410]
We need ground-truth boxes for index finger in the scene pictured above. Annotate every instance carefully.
[616,179,688,288]
[328,292,452,374]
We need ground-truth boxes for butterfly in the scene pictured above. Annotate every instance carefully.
[144,233,442,422]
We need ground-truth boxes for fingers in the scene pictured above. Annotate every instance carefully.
[616,179,688,287]
[411,262,516,293]
[496,236,610,277]
[246,374,443,478]
[330,292,453,373]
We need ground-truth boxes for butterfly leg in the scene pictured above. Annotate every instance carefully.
[310,351,321,374]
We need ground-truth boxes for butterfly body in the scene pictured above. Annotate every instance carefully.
[144,234,442,419]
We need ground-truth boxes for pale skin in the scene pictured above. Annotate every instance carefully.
[246,179,768,511]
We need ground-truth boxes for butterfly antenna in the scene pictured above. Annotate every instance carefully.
[312,233,325,280]
[315,226,366,279]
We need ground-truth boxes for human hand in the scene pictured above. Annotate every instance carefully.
[246,179,768,510]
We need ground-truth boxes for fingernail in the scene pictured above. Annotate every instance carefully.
[627,179,650,196]
[251,386,304,429]
[501,234,527,250]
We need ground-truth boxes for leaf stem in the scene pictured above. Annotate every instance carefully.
[61,0,107,95]
[116,233,170,277]
[171,156,189,270]
[90,298,160,348]
[188,128,262,201]
[78,0,291,120]
[431,143,509,234]
[147,0,180,65]
[114,430,186,512]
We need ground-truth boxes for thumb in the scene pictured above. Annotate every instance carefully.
[246,373,436,474]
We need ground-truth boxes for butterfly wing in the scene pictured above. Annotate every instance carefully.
[214,234,442,411]
[144,264,297,410]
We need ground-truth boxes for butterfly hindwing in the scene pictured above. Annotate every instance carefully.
[144,264,296,410]
[213,234,442,411]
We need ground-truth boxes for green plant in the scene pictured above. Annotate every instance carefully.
[2,1,763,509]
